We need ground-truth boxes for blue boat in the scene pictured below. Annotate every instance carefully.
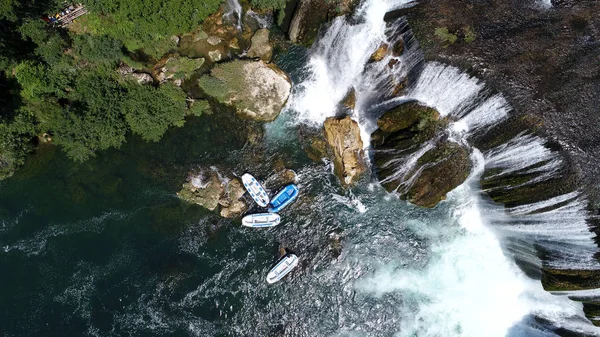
[268,184,299,213]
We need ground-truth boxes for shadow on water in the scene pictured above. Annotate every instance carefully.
[0,105,309,336]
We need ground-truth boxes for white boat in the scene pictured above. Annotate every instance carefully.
[241,173,269,207]
[241,213,281,228]
[266,254,299,284]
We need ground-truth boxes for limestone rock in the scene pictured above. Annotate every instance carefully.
[197,60,292,122]
[341,88,356,110]
[208,50,222,62]
[118,63,134,75]
[177,171,224,211]
[247,29,273,62]
[219,179,248,218]
[207,36,222,45]
[178,171,249,218]
[369,44,389,63]
[372,101,471,208]
[323,116,367,186]
[404,142,471,208]
[131,72,153,84]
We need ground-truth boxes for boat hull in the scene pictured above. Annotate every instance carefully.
[268,184,299,213]
[241,173,269,207]
[266,254,299,284]
[241,213,281,228]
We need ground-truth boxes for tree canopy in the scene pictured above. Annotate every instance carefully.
[0,0,215,176]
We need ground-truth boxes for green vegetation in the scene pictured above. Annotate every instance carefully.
[249,0,287,10]
[81,0,223,57]
[188,100,211,117]
[433,27,457,46]
[463,26,476,43]
[0,0,217,176]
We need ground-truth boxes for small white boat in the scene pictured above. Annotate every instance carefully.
[241,173,269,207]
[241,213,281,228]
[266,254,299,284]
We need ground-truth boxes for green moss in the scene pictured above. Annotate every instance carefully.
[463,26,476,43]
[434,27,457,46]
[187,100,211,117]
[542,268,600,291]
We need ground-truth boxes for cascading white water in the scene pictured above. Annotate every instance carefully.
[224,0,243,30]
[289,0,416,126]
[285,0,600,334]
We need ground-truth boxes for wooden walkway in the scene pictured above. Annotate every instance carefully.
[54,5,88,27]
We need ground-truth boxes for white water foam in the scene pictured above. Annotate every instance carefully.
[283,0,600,333]
[288,0,415,126]
[224,0,243,30]
[356,152,596,337]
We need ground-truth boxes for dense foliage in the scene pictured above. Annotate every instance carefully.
[81,0,223,57]
[0,0,218,178]
[249,0,287,10]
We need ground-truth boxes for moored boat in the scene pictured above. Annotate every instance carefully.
[241,213,281,228]
[268,184,299,213]
[241,173,269,207]
[266,254,299,284]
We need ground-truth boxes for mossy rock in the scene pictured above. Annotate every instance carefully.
[372,101,470,208]
[376,101,440,133]
[406,142,471,208]
[177,172,224,211]
[541,267,600,292]
[197,59,291,122]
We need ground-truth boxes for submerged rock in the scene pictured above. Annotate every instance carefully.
[197,59,292,122]
[341,88,356,111]
[323,116,367,186]
[372,101,471,208]
[369,43,389,63]
[246,28,273,62]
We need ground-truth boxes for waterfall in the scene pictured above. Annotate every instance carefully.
[224,0,243,30]
[286,0,600,334]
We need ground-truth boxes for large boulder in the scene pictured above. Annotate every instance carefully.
[197,59,292,122]
[404,142,471,208]
[177,171,224,211]
[247,29,273,62]
[372,101,471,208]
[219,178,248,218]
[323,116,367,186]
[177,170,249,218]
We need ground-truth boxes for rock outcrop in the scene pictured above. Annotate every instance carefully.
[246,29,273,62]
[288,0,357,45]
[197,59,291,122]
[372,101,471,208]
[177,171,224,211]
[177,169,248,218]
[323,116,367,186]
[155,56,206,83]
